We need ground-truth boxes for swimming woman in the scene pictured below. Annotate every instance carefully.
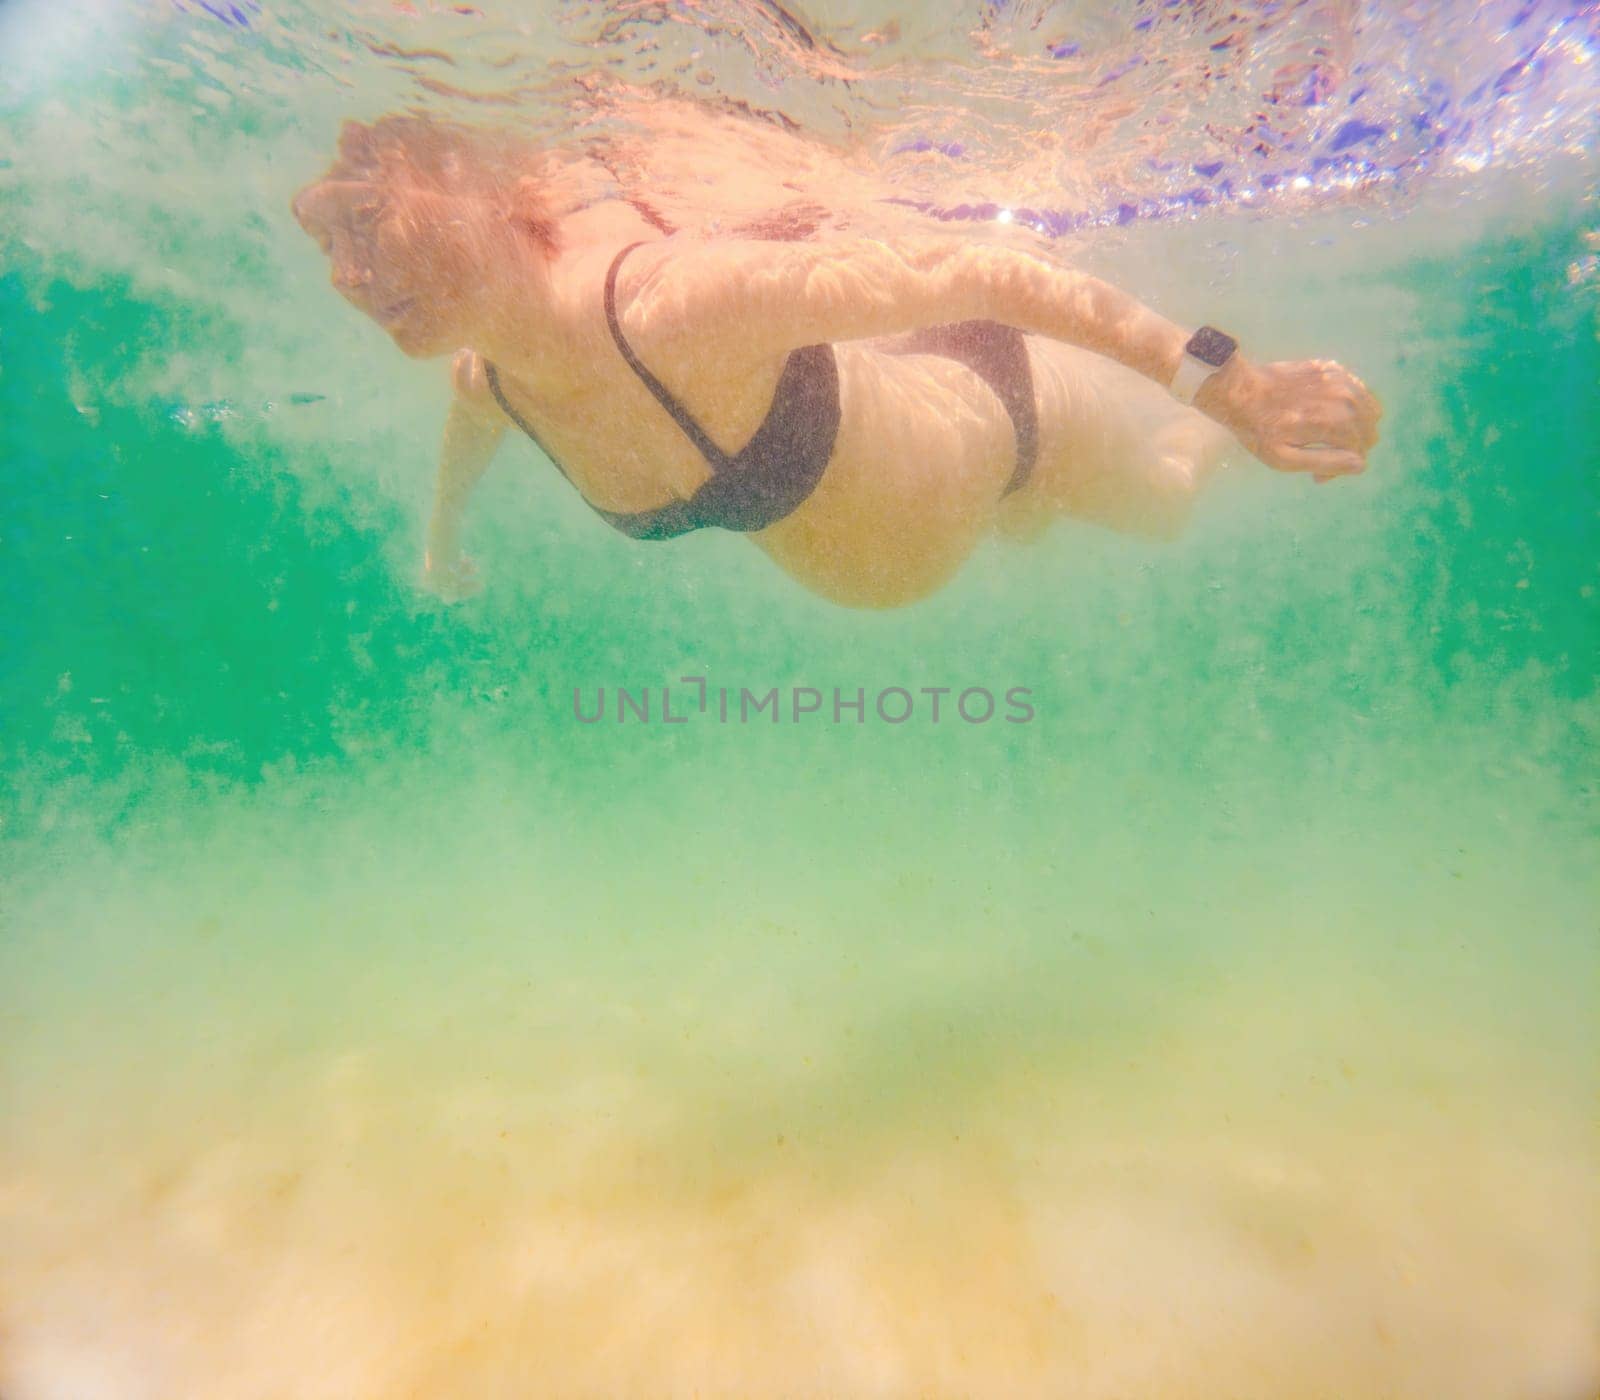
[293,116,1381,608]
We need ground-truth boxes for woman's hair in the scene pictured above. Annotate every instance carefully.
[331,115,560,255]
[329,97,1051,261]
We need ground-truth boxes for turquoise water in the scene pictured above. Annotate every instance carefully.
[2,3,1597,1396]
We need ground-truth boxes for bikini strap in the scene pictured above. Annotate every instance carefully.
[602,241,734,472]
[483,361,571,482]
[483,358,707,539]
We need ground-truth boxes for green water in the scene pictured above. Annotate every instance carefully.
[2,203,1597,1396]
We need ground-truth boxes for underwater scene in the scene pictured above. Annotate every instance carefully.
[1,0,1597,1395]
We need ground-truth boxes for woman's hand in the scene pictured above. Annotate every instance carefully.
[1194,354,1382,483]
[423,548,483,603]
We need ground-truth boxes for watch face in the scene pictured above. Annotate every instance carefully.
[1187,325,1238,368]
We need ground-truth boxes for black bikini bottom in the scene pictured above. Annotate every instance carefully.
[885,320,1039,497]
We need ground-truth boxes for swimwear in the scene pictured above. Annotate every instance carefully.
[484,240,1040,541]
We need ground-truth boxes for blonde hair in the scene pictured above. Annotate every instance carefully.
[330,115,561,255]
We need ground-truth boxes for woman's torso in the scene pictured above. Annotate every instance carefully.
[488,223,1028,607]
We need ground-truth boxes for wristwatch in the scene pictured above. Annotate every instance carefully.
[1170,325,1238,404]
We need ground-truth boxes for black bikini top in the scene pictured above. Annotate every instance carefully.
[484,241,841,541]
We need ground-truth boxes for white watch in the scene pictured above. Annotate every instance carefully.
[1170,326,1239,405]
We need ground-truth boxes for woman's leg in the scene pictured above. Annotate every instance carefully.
[1003,339,1234,543]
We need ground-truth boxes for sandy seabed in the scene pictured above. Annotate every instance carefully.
[2,846,1595,1400]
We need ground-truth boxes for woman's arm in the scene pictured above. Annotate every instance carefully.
[639,236,1185,378]
[633,236,1381,479]
[424,349,506,599]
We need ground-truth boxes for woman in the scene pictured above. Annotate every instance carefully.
[292,116,1380,608]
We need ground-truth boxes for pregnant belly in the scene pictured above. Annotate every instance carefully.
[753,345,1020,609]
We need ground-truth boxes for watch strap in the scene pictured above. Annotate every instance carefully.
[1170,353,1216,405]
